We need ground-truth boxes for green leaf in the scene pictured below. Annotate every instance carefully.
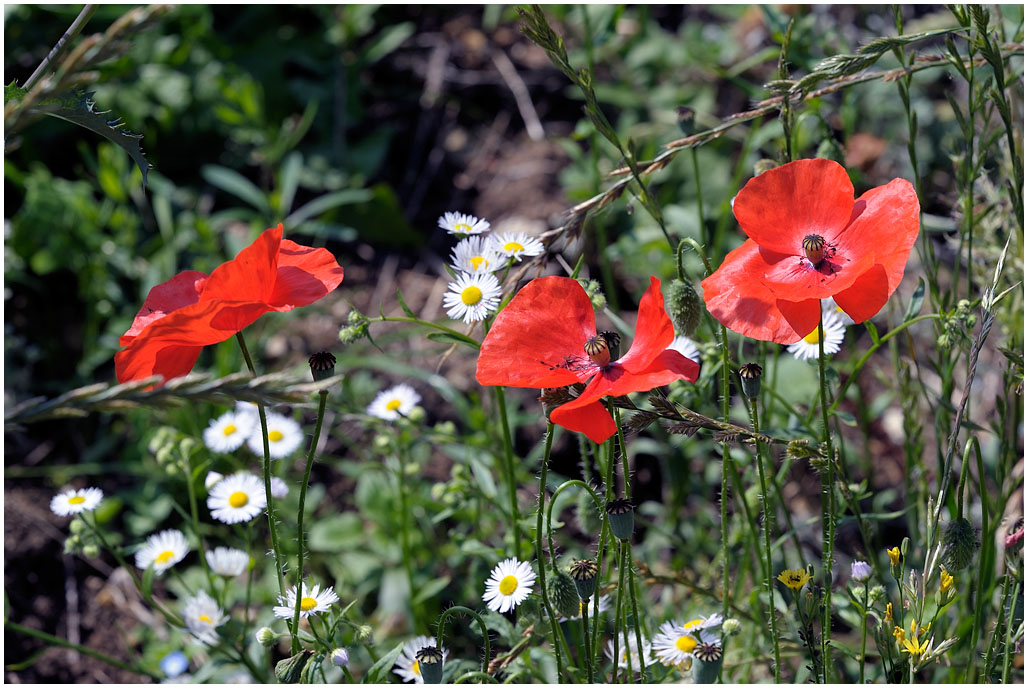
[905,279,926,321]
[412,576,451,605]
[201,165,269,213]
[308,513,363,552]
[864,321,880,344]
[141,565,155,600]
[396,288,417,319]
[5,82,28,104]
[425,331,480,349]
[36,91,151,185]
[835,410,858,427]
[284,189,373,229]
[362,642,405,684]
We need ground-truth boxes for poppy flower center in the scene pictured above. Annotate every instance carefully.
[268,430,284,442]
[802,234,827,264]
[461,286,483,305]
[300,596,318,611]
[498,575,519,595]
[503,241,524,252]
[675,634,698,653]
[223,424,237,436]
[385,399,402,412]
[68,496,86,505]
[229,491,249,508]
[583,334,611,368]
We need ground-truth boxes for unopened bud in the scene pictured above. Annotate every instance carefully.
[69,519,86,535]
[256,627,278,647]
[356,625,374,644]
[205,471,225,491]
[275,650,313,683]
[549,571,581,619]
[667,278,703,338]
[722,618,741,636]
[753,158,778,176]
[941,518,978,572]
[331,647,350,668]
[407,406,426,423]
[82,543,100,558]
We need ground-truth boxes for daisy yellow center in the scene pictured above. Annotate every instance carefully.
[455,223,472,233]
[498,575,519,596]
[412,661,421,676]
[803,328,822,344]
[156,550,175,564]
[503,241,524,252]
[223,424,237,436]
[385,399,403,412]
[198,614,212,623]
[683,618,704,630]
[461,286,483,305]
[469,256,487,269]
[269,430,284,442]
[68,496,86,505]
[229,491,249,508]
[300,596,318,611]
[675,634,698,653]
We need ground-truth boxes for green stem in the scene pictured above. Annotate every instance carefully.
[690,148,706,243]
[23,4,97,90]
[612,407,646,682]
[394,452,416,625]
[180,450,214,592]
[241,524,255,647]
[493,387,522,556]
[5,619,160,680]
[581,593,594,682]
[749,395,782,682]
[291,390,329,654]
[816,311,836,684]
[612,538,626,682]
[533,423,565,680]
[859,581,869,684]
[435,607,492,675]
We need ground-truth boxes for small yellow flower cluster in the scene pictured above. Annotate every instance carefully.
[777,568,812,591]
[894,620,929,657]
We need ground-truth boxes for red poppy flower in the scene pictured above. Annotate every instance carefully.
[476,276,700,443]
[701,158,920,344]
[115,224,343,383]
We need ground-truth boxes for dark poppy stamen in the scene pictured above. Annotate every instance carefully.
[584,334,611,368]
[802,234,826,265]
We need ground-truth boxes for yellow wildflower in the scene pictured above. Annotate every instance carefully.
[893,625,906,644]
[887,547,901,566]
[777,568,812,591]
[900,620,929,657]
[885,602,893,624]
[940,566,954,594]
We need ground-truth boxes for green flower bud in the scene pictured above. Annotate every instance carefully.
[356,625,374,644]
[69,519,86,535]
[81,543,100,558]
[549,571,581,619]
[941,518,978,572]
[666,278,703,338]
[868,585,886,602]
[275,650,313,684]
[256,627,279,647]
[373,435,391,451]
[407,406,426,423]
[721,618,741,636]
[431,483,447,501]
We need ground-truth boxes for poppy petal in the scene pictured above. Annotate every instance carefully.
[831,263,890,323]
[269,238,345,309]
[701,240,819,344]
[199,226,281,304]
[733,158,855,255]
[477,276,596,389]
[549,378,618,444]
[617,276,676,374]
[120,270,208,345]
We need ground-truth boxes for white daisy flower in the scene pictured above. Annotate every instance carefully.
[135,529,190,574]
[50,487,103,517]
[202,411,255,453]
[272,582,339,619]
[450,236,504,274]
[604,634,654,669]
[246,412,304,459]
[787,310,846,360]
[182,590,228,645]
[204,471,225,491]
[489,232,545,261]
[482,557,536,613]
[207,472,267,524]
[270,476,289,499]
[559,593,611,622]
[366,384,421,421]
[443,272,502,324]
[235,401,260,421]
[206,546,249,577]
[652,619,720,669]
[824,297,856,326]
[438,211,490,236]
[393,635,449,684]
[667,335,700,362]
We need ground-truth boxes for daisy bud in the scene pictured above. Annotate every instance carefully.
[308,351,336,382]
[164,464,180,477]
[431,483,447,501]
[667,278,703,338]
[568,559,599,600]
[850,560,873,583]
[415,647,444,684]
[275,650,313,684]
[869,585,886,602]
[69,518,86,535]
[82,543,100,558]
[549,571,581,619]
[356,625,374,644]
[255,626,279,647]
[941,518,978,572]
[373,435,391,451]
[722,618,741,636]
[331,647,350,668]
[738,363,763,400]
[408,406,426,423]
[606,499,635,541]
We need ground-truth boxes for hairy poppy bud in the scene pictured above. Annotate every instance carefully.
[667,278,703,338]
[576,488,603,536]
[606,499,635,541]
[415,646,444,684]
[941,518,978,572]
[549,571,581,618]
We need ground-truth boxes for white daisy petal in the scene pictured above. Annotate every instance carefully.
[667,335,700,362]
[438,211,490,236]
[786,311,846,360]
[652,617,723,670]
[482,557,536,614]
[135,529,190,574]
[272,582,339,619]
[450,236,504,274]
[824,297,856,326]
[270,476,289,499]
[50,487,103,517]
[203,411,255,453]
[393,635,449,684]
[206,546,249,577]
[183,590,228,645]
[246,413,304,459]
[207,472,267,524]
[604,635,654,669]
[443,272,502,324]
[366,384,422,421]
[488,232,544,261]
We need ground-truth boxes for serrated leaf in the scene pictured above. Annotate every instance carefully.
[425,331,480,349]
[5,82,28,104]
[905,279,925,321]
[36,91,151,185]
[363,642,405,684]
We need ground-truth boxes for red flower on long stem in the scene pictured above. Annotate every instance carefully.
[476,276,699,443]
[701,158,920,343]
[115,224,343,383]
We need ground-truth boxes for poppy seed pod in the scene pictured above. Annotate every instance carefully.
[549,571,581,619]
[606,498,635,540]
[941,518,978,572]
[415,646,444,684]
[568,559,599,600]
[667,278,703,338]
[738,363,763,399]
[693,642,723,684]
[308,351,336,382]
